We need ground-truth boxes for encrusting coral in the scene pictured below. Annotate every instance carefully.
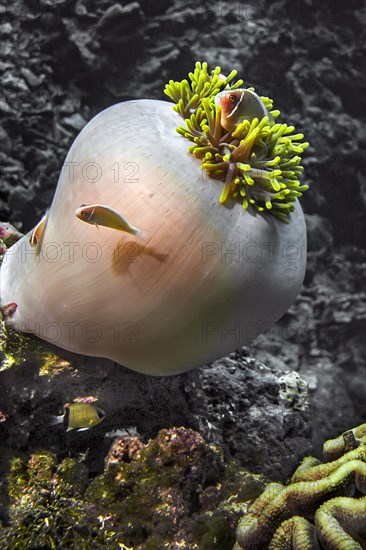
[0,428,264,550]
[1,451,120,549]
[164,61,309,222]
[235,424,366,549]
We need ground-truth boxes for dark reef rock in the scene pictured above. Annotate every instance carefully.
[185,351,312,480]
[252,246,366,454]
[0,329,312,482]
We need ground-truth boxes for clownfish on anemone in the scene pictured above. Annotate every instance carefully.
[75,204,145,239]
[214,89,273,133]
[29,211,49,254]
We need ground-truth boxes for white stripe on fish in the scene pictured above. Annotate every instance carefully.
[214,89,272,133]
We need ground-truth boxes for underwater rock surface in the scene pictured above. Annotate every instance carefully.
[0,329,312,482]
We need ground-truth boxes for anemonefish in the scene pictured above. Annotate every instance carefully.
[29,211,49,253]
[75,204,145,239]
[214,89,271,133]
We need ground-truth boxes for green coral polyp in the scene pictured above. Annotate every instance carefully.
[164,61,309,222]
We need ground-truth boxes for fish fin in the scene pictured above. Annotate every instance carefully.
[66,426,74,432]
[49,415,64,426]
[76,427,90,432]
[267,111,275,124]
[29,234,37,247]
[134,229,145,240]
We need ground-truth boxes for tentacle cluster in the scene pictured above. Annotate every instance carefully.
[164,61,309,223]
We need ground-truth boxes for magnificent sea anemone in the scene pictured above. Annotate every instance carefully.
[0,63,309,375]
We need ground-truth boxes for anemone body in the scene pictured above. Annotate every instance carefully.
[0,100,306,375]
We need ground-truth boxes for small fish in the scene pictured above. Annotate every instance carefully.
[0,222,21,240]
[29,211,48,252]
[51,402,106,432]
[214,89,271,133]
[0,222,23,246]
[1,302,17,319]
[0,410,9,423]
[75,204,144,239]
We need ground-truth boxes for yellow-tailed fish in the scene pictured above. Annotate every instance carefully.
[29,211,48,253]
[51,402,106,432]
[75,204,145,239]
[214,89,271,133]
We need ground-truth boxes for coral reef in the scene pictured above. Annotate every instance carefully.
[0,321,73,376]
[1,450,123,549]
[251,239,366,454]
[0,341,313,482]
[315,495,366,549]
[184,349,312,480]
[0,427,265,550]
[235,424,366,549]
[1,425,365,549]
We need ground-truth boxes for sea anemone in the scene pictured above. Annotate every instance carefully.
[0,62,308,375]
[165,62,309,222]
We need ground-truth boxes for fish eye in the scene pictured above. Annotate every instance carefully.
[81,211,86,217]
[229,94,238,103]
